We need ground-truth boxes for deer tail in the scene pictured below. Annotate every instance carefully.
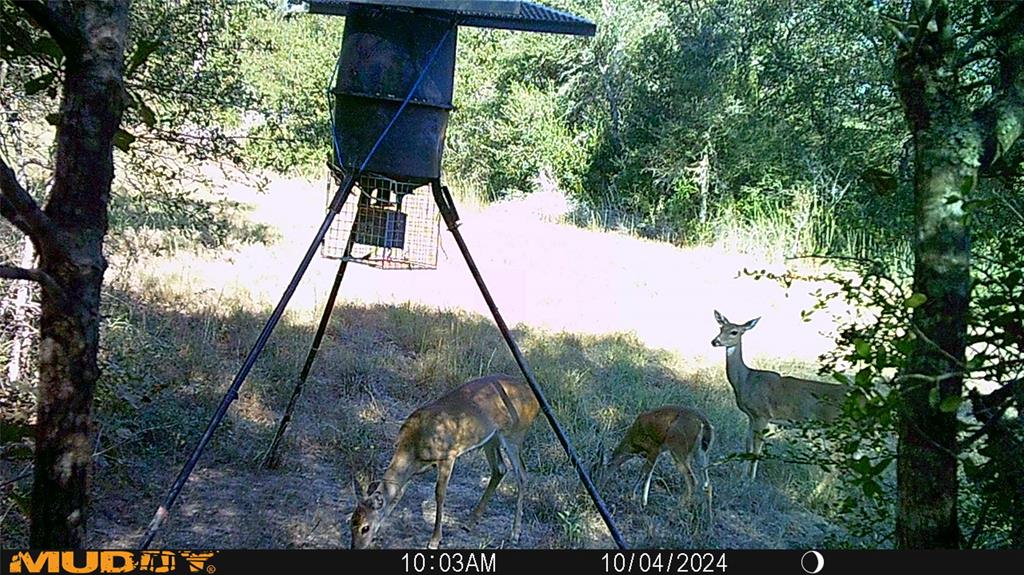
[700,415,715,454]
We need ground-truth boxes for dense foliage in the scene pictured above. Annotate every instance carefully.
[2,0,1021,549]
[235,0,916,254]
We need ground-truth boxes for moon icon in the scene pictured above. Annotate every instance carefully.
[800,550,825,574]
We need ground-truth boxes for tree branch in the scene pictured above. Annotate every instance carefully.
[911,323,967,368]
[956,1,1024,67]
[959,78,995,95]
[16,1,84,62]
[909,1,939,58]
[879,14,912,47]
[0,264,63,301]
[966,1,1024,169]
[0,156,61,252]
[964,378,1024,446]
[972,72,1024,170]
[955,45,997,69]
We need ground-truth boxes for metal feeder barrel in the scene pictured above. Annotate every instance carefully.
[333,5,457,181]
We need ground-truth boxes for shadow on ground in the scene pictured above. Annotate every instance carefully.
[0,287,838,549]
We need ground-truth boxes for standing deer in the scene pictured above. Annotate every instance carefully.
[350,374,539,549]
[711,310,848,481]
[592,406,715,520]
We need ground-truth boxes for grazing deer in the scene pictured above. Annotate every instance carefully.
[592,406,715,520]
[711,310,848,481]
[350,374,540,549]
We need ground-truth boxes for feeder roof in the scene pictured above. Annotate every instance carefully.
[288,0,596,36]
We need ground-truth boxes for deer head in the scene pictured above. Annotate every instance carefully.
[711,310,760,348]
[350,477,386,549]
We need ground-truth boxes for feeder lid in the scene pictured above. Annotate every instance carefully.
[286,0,596,36]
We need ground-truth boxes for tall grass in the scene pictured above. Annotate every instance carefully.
[1,279,845,549]
[564,178,912,274]
[1,171,857,549]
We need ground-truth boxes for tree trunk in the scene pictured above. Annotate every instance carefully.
[896,126,973,549]
[893,0,968,549]
[696,134,711,224]
[29,0,129,548]
[891,0,1024,550]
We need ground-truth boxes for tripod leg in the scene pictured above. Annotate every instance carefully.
[260,232,355,469]
[430,180,628,550]
[139,174,357,549]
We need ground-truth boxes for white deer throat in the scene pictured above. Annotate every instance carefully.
[725,345,751,388]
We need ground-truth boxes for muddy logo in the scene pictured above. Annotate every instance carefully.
[7,551,217,574]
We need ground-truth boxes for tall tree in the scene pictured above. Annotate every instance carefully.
[0,0,130,547]
[891,0,1023,548]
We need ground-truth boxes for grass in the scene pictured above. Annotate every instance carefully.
[565,179,913,276]
[0,170,857,550]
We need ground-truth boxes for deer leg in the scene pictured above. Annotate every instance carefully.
[671,454,697,502]
[428,458,455,549]
[705,480,714,527]
[698,451,713,525]
[385,463,430,521]
[466,437,505,530]
[385,483,408,522]
[638,454,658,508]
[499,435,527,543]
[748,418,768,481]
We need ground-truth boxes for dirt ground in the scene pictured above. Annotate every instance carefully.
[3,175,845,550]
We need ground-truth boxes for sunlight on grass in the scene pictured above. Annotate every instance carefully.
[111,171,853,372]
[33,170,859,550]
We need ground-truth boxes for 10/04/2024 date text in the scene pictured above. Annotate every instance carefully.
[602,552,728,573]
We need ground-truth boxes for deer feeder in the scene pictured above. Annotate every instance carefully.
[141,0,627,551]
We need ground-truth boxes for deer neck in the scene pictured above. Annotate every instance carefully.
[379,449,418,509]
[725,341,753,394]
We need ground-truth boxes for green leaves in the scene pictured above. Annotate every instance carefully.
[851,455,873,474]
[33,36,64,62]
[852,455,893,478]
[138,102,157,128]
[893,334,916,356]
[113,129,136,152]
[939,394,962,413]
[24,71,56,96]
[126,37,163,78]
[854,338,871,359]
[905,293,927,308]
[127,90,159,129]
[928,386,963,413]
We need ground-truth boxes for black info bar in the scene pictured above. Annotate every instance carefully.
[3,549,1021,575]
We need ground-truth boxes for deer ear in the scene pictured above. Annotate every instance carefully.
[714,310,728,325]
[352,476,365,499]
[743,317,760,330]
[368,491,385,510]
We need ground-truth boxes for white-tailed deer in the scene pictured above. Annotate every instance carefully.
[592,406,714,520]
[350,374,540,549]
[711,310,848,481]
